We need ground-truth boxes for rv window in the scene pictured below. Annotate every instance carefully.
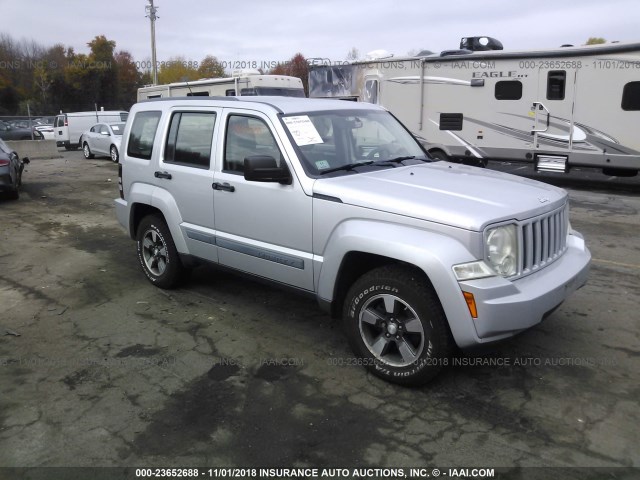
[364,80,379,104]
[495,81,522,100]
[240,88,258,96]
[164,112,216,168]
[439,113,463,131]
[186,91,210,97]
[621,82,640,111]
[147,95,161,99]
[254,87,306,98]
[127,111,162,160]
[547,71,566,100]
[224,115,282,173]
[120,113,129,121]
[226,89,236,96]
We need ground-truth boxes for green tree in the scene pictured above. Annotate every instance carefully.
[585,37,606,45]
[346,47,359,62]
[87,35,118,109]
[198,55,225,79]
[158,56,200,84]
[269,52,309,95]
[114,50,142,109]
[33,65,52,104]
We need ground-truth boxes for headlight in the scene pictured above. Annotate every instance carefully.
[485,224,518,277]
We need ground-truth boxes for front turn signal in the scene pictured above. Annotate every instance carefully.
[462,291,478,319]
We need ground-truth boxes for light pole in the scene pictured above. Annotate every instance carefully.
[145,0,159,85]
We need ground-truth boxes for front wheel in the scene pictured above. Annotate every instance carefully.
[343,265,454,386]
[110,145,119,163]
[83,143,94,159]
[136,215,188,289]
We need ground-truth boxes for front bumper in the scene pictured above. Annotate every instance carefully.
[458,231,591,343]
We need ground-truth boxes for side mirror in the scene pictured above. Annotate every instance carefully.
[244,155,292,185]
[22,157,30,164]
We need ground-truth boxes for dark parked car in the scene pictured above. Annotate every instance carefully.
[0,138,30,200]
[0,120,44,141]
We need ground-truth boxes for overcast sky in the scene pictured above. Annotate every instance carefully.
[2,0,639,67]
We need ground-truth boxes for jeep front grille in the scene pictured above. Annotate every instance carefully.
[520,205,569,275]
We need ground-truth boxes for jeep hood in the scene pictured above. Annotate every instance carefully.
[312,162,567,231]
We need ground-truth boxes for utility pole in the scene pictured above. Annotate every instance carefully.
[145,0,159,85]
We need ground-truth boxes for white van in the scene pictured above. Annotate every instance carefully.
[55,110,129,150]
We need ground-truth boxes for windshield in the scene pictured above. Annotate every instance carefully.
[282,109,427,176]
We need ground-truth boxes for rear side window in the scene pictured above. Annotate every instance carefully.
[164,112,216,168]
[495,80,522,100]
[127,111,161,160]
[621,81,640,111]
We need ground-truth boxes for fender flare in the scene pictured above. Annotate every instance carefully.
[127,183,188,253]
[317,219,481,347]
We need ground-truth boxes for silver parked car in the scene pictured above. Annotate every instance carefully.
[81,123,125,162]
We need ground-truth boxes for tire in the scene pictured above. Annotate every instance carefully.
[83,142,94,159]
[136,215,188,289]
[343,265,454,386]
[428,150,449,161]
[110,145,119,163]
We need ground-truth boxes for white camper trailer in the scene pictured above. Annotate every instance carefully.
[137,70,305,101]
[309,38,640,176]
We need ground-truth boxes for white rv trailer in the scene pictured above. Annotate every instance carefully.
[137,70,305,102]
[309,38,640,176]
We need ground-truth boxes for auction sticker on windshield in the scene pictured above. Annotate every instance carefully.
[282,116,323,146]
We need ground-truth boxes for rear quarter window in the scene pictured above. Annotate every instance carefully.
[127,111,162,160]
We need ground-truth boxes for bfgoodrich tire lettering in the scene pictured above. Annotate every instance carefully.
[136,215,187,289]
[343,265,454,386]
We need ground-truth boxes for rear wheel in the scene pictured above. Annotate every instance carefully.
[110,145,119,163]
[83,142,94,159]
[136,215,188,289]
[343,265,454,386]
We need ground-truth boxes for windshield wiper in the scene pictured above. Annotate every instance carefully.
[371,155,416,166]
[319,160,375,175]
